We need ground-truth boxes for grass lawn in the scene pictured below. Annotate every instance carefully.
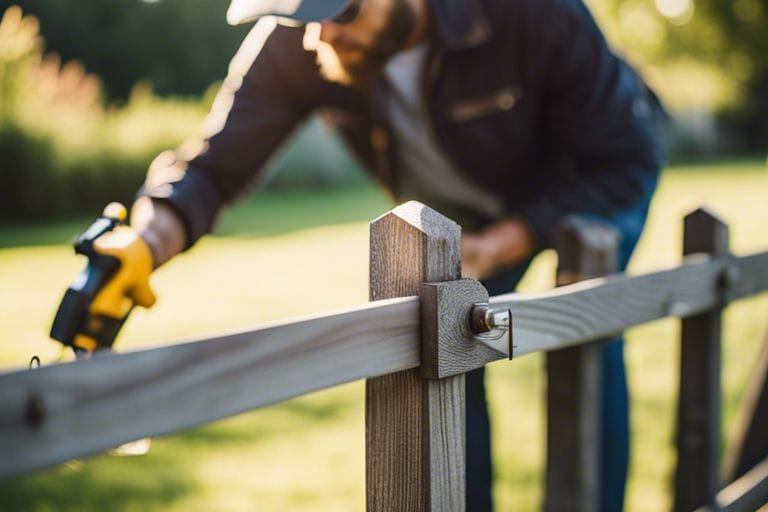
[0,159,767,511]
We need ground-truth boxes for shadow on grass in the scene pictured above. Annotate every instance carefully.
[0,215,92,249]
[212,186,392,239]
[666,153,766,169]
[0,450,195,512]
[280,396,352,421]
[2,160,765,249]
[0,388,360,512]
[0,186,392,249]
[177,391,359,447]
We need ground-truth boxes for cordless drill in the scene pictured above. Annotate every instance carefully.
[50,203,156,356]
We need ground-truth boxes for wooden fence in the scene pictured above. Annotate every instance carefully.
[1,201,767,511]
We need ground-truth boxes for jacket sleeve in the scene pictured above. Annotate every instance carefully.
[516,0,666,248]
[138,21,319,248]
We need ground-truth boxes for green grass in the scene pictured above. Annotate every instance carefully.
[1,161,767,511]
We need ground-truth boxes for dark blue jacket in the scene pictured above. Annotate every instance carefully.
[141,0,665,248]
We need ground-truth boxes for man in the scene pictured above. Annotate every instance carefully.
[106,0,664,509]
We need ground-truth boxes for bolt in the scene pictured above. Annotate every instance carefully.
[470,303,511,333]
[470,304,493,333]
[25,394,46,428]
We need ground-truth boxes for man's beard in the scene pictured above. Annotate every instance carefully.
[315,0,415,88]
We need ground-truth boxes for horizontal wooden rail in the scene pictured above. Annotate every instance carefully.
[0,297,420,479]
[0,250,766,479]
[494,252,768,358]
[695,456,768,512]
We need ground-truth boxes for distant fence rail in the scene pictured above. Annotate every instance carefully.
[1,201,767,512]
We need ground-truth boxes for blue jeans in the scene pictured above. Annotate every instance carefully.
[466,193,654,512]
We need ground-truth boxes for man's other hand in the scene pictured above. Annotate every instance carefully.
[461,217,536,280]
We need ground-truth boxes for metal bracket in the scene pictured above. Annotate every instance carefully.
[718,255,740,306]
[420,278,510,379]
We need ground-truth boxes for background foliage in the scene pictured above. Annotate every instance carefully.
[0,5,365,221]
[0,0,768,222]
[0,0,765,217]
[0,6,210,220]
[0,0,250,100]
[3,0,767,149]
[589,0,768,151]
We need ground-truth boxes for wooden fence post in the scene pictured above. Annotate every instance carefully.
[366,201,465,511]
[674,207,729,511]
[545,216,620,512]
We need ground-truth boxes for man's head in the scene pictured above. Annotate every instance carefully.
[228,0,428,88]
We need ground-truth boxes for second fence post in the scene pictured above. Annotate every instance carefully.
[366,201,465,511]
[545,216,620,512]
[674,207,729,511]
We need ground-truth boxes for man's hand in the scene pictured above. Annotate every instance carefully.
[130,197,187,269]
[461,217,537,280]
[51,203,161,352]
[88,197,186,322]
[88,226,156,319]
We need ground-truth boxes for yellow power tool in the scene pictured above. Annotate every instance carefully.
[50,203,155,356]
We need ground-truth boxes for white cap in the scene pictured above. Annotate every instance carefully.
[226,0,351,26]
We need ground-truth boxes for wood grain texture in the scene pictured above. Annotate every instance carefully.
[0,297,420,479]
[489,251,768,359]
[724,331,768,484]
[421,279,501,379]
[424,374,465,510]
[674,208,728,512]
[369,201,461,301]
[544,216,618,512]
[366,201,465,512]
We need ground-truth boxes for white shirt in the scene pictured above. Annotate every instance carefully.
[383,43,503,225]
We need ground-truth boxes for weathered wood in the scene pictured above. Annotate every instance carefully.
[488,251,768,358]
[0,296,420,479]
[545,216,619,512]
[366,201,465,511]
[674,208,729,512]
[728,251,768,300]
[724,331,768,483]
[421,278,501,379]
[554,216,619,286]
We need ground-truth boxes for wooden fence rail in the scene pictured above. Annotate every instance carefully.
[0,201,767,511]
[0,296,421,478]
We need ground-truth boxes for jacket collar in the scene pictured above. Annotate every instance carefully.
[428,0,492,50]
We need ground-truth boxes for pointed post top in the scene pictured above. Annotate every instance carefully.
[370,202,461,297]
[372,201,461,241]
[684,207,729,257]
[556,215,621,281]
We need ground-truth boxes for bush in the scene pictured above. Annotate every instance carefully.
[0,6,371,222]
[0,6,205,221]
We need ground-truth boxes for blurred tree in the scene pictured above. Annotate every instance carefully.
[588,0,767,150]
[0,6,209,220]
[0,0,250,100]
